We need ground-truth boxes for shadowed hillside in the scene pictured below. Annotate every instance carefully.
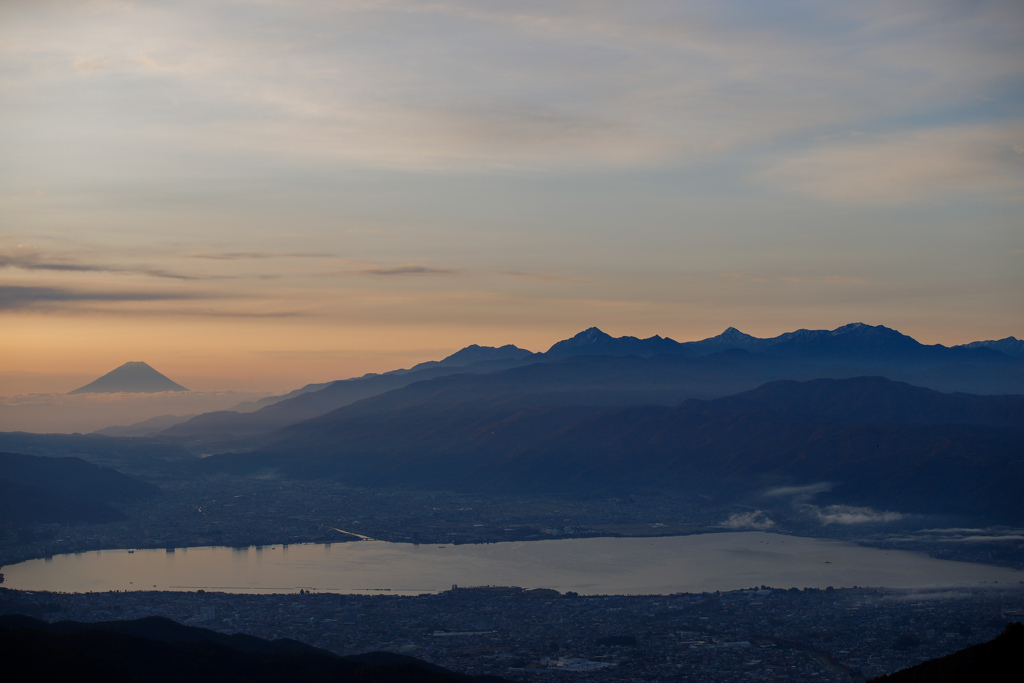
[0,614,510,683]
[0,451,160,525]
[200,376,1024,523]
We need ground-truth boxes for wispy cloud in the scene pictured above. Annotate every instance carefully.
[504,271,588,284]
[762,124,1024,204]
[761,483,902,525]
[185,251,337,261]
[916,527,1024,543]
[0,284,306,318]
[358,265,458,276]
[0,249,198,280]
[822,276,868,284]
[763,483,834,501]
[808,504,904,525]
[142,307,303,319]
[0,285,197,311]
[9,1,1020,172]
[721,273,867,285]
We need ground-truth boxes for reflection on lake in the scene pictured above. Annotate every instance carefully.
[3,532,1020,595]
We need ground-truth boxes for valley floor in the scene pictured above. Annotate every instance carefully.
[2,584,1022,682]
[3,475,1022,571]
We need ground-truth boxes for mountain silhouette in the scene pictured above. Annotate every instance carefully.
[543,327,688,359]
[158,344,533,439]
[151,323,1024,442]
[69,362,188,394]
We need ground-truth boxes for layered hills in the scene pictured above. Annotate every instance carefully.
[200,376,1024,522]
[74,322,1023,525]
[156,344,533,439]
[150,323,1024,441]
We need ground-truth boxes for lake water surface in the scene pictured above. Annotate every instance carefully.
[3,532,1020,595]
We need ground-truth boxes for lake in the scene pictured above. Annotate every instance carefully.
[3,532,1020,595]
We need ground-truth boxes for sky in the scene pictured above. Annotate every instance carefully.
[2,0,1022,399]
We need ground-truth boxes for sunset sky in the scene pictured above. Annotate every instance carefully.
[2,0,1022,396]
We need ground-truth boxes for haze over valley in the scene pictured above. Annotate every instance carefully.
[3,322,1023,558]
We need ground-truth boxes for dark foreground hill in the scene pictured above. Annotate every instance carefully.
[201,376,1024,523]
[0,451,160,525]
[0,614,509,683]
[869,622,1023,683]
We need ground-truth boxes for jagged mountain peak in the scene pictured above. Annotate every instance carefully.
[718,327,755,340]
[545,327,613,352]
[570,327,613,343]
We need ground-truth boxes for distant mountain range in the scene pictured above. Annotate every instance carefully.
[74,323,1024,525]
[542,323,1024,362]
[145,323,1024,441]
[69,361,188,394]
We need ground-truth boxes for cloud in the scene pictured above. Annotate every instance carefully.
[808,504,904,525]
[504,271,588,284]
[763,483,833,502]
[72,56,108,72]
[916,527,1024,543]
[0,389,276,434]
[762,124,1024,204]
[139,307,303,319]
[719,273,866,286]
[11,1,1021,172]
[0,284,304,317]
[185,251,337,261]
[721,510,776,530]
[0,249,198,280]
[358,265,457,276]
[822,276,868,284]
[761,484,902,524]
[0,285,196,311]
